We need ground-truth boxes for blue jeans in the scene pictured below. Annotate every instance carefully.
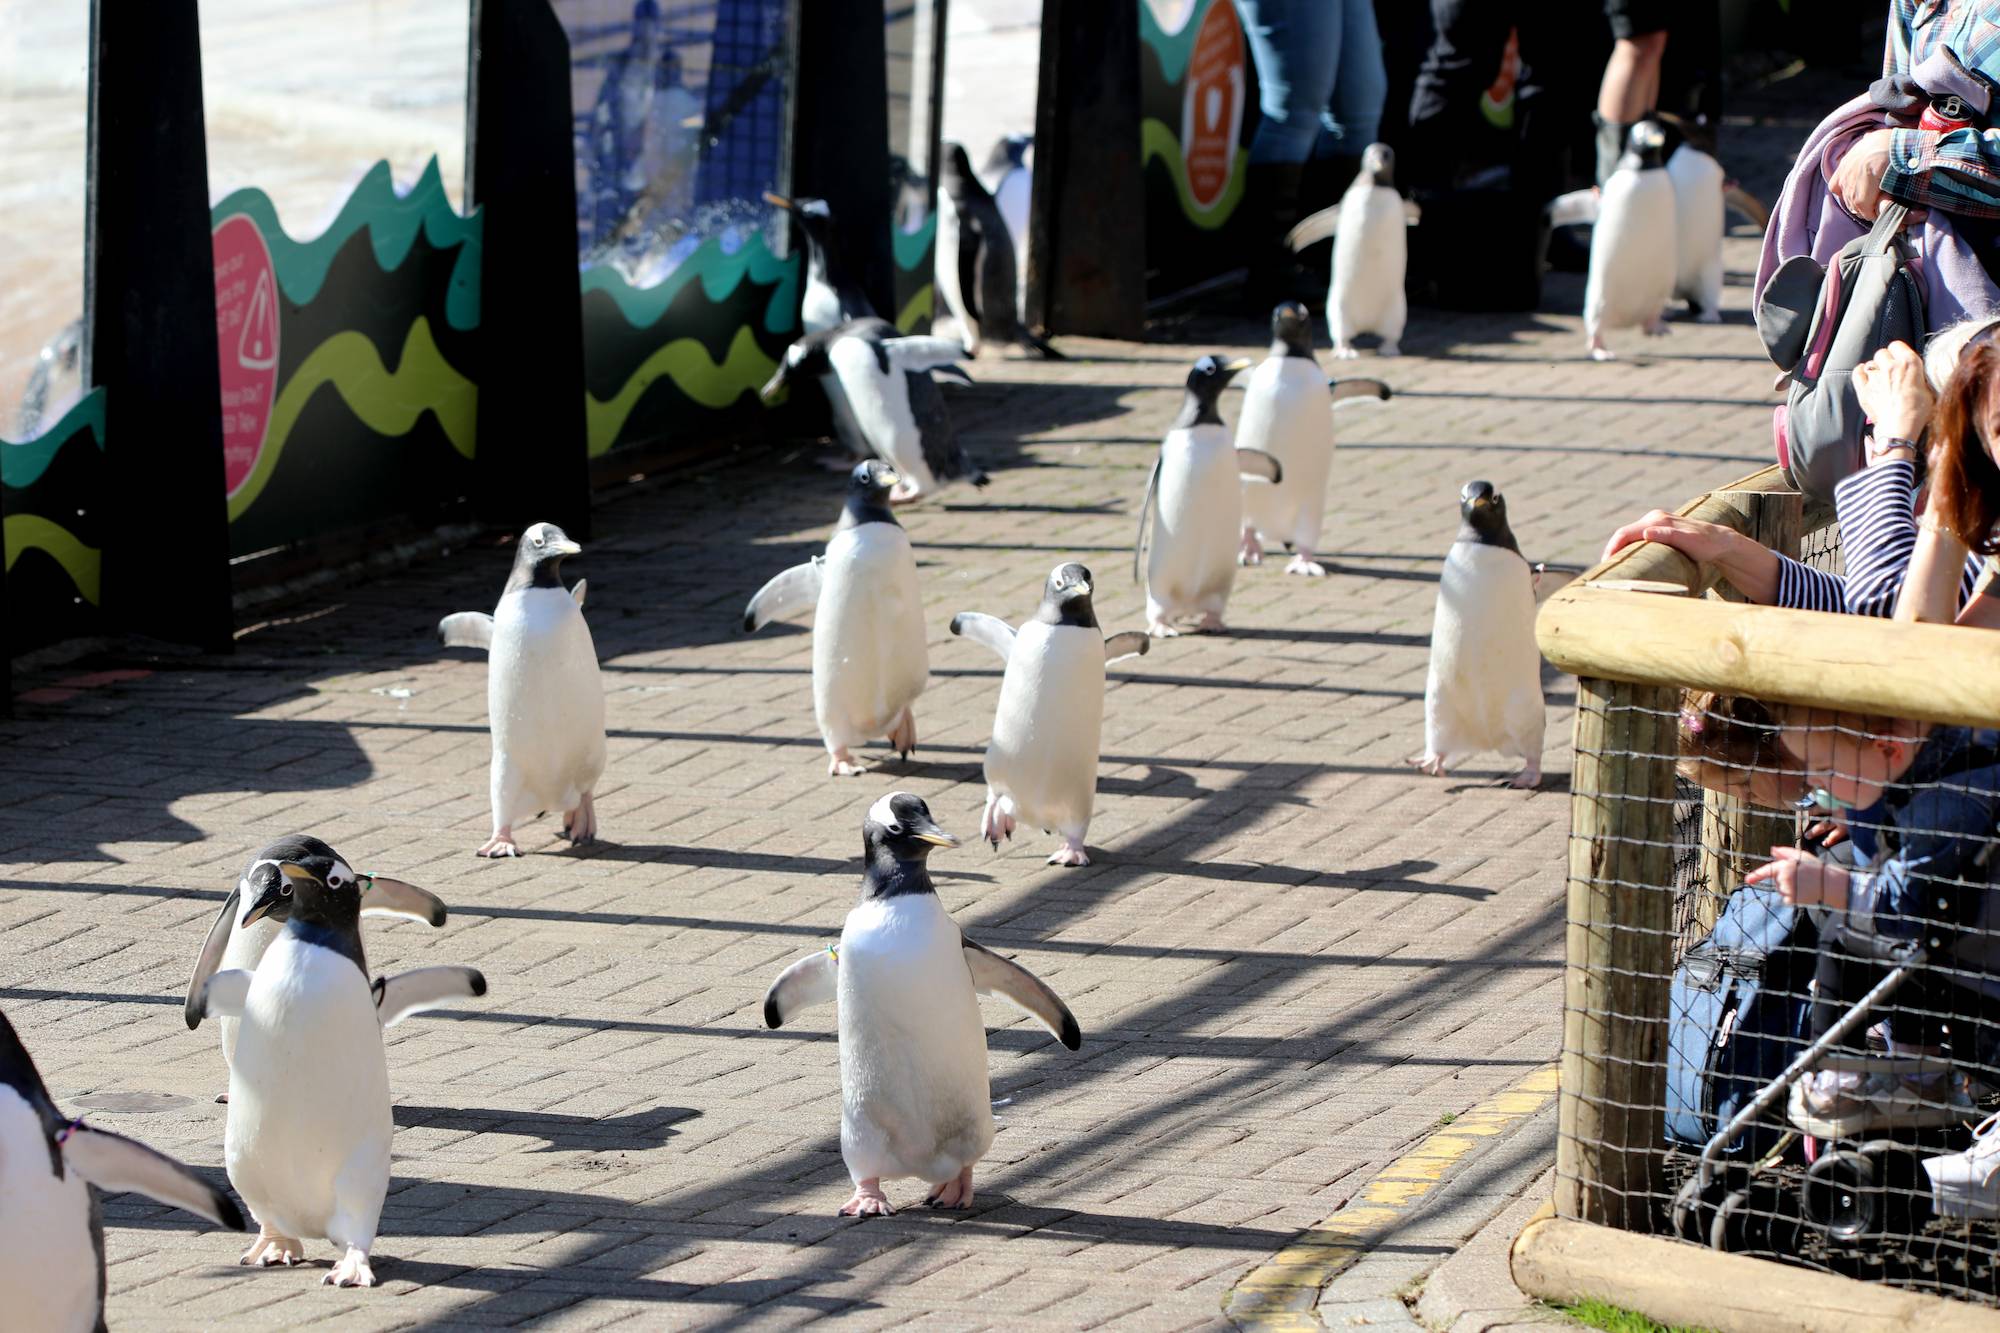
[1234,0,1387,165]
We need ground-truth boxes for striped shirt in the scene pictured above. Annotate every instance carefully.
[1881,0,2000,218]
[1772,459,1983,613]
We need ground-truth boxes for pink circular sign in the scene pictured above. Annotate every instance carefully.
[212,213,280,498]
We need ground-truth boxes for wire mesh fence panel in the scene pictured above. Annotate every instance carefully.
[1563,669,2000,1307]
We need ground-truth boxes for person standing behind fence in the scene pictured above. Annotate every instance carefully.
[1234,0,1389,305]
[1594,2,1668,185]
[1885,323,2000,628]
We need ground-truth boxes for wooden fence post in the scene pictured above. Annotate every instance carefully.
[1559,676,1679,1230]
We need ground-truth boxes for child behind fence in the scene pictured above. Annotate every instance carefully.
[1745,710,2000,1134]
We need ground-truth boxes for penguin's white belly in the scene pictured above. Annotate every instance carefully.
[217,913,283,1069]
[1149,426,1240,613]
[936,190,972,342]
[984,622,1104,835]
[814,525,929,747]
[0,1088,97,1333]
[1238,359,1333,548]
[225,937,391,1243]
[1426,544,1544,761]
[489,588,606,823]
[801,278,844,336]
[1667,145,1725,312]
[837,896,993,1185]
[817,369,872,462]
[827,339,936,492]
[1331,186,1407,332]
[994,169,1032,317]
[1586,172,1677,330]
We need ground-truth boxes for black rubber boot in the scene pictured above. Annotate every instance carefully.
[1241,162,1311,312]
[1594,112,1633,186]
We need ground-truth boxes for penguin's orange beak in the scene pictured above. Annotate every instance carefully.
[763,191,792,211]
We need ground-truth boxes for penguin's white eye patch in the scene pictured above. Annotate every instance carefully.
[532,535,546,548]
[279,882,293,897]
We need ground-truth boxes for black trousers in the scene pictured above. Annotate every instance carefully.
[1811,937,1999,1068]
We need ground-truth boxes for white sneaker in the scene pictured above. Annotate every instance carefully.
[1924,1112,2000,1220]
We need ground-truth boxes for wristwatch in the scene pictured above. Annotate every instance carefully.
[1866,433,1920,462]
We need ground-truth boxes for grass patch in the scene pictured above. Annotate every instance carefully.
[1551,1298,1716,1333]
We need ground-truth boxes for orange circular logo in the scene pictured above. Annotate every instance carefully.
[1181,0,1246,211]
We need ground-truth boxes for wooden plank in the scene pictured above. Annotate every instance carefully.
[1512,1214,2000,1332]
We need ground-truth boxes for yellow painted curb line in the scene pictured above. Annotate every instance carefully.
[1223,1064,1559,1329]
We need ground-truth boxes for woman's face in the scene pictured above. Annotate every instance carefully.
[1683,759,1810,810]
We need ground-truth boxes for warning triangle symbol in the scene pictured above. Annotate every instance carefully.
[238,269,279,370]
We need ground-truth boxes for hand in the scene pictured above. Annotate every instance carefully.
[1852,340,1935,444]
[1601,510,1743,566]
[1829,127,1896,222]
[1805,817,1849,849]
[1745,846,1851,910]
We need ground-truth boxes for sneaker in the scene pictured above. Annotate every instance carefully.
[1924,1112,2000,1220]
[1788,1068,1977,1138]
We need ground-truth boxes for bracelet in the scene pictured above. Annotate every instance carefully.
[1917,515,1959,537]
[1867,434,1920,460]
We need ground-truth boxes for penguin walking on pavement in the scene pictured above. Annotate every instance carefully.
[1285,143,1420,358]
[1413,481,1544,789]
[979,134,1033,317]
[1135,356,1282,636]
[743,462,930,776]
[184,836,450,1097]
[187,845,486,1287]
[765,192,874,334]
[763,318,988,503]
[1666,134,1725,324]
[437,523,606,857]
[0,1007,245,1332]
[1582,120,1676,360]
[1236,302,1391,577]
[950,563,1151,867]
[938,142,1062,359]
[763,792,1082,1216]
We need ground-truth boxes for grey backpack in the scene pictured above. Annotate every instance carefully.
[1757,201,1926,504]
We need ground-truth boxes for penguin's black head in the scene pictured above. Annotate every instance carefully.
[1456,480,1522,553]
[1271,301,1314,358]
[1036,561,1098,628]
[863,791,959,873]
[841,459,901,529]
[983,132,1032,178]
[239,839,364,932]
[1619,120,1667,173]
[507,522,581,591]
[764,192,834,241]
[1360,142,1396,188]
[1178,354,1253,427]
[941,142,977,198]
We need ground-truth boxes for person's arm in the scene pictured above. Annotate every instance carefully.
[1838,459,1925,615]
[1599,510,1785,603]
[1884,0,1915,79]
[1893,485,1977,621]
[1882,126,2000,220]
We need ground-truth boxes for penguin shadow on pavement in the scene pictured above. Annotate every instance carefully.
[391,1103,699,1153]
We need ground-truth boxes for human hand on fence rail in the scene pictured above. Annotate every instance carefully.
[1600,510,1780,603]
[1853,340,1935,447]
[1745,845,1852,910]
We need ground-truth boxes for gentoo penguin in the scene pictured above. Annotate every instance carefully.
[763,318,987,503]
[1666,137,1725,324]
[184,835,449,1096]
[0,1007,244,1331]
[762,792,1081,1215]
[1236,302,1391,576]
[978,135,1034,320]
[1582,120,1676,360]
[950,563,1150,867]
[1413,481,1544,788]
[187,846,487,1287]
[437,523,606,857]
[1286,143,1420,358]
[743,461,930,776]
[765,193,873,334]
[1135,355,1282,636]
[937,142,1062,359]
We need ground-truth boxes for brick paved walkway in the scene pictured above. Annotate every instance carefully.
[1,216,1780,1327]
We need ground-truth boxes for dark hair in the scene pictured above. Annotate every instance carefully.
[1929,341,2000,555]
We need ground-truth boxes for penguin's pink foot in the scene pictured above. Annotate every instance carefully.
[323,1247,376,1288]
[888,481,925,505]
[885,708,917,759]
[827,749,870,777]
[1588,336,1615,362]
[1238,526,1263,567]
[1643,316,1671,338]
[839,1179,894,1217]
[981,794,1015,848]
[1285,553,1327,577]
[1409,753,1448,778]
[561,792,597,844]
[1695,308,1722,325]
[925,1165,976,1209]
[1147,620,1181,638]
[1193,611,1227,633]
[1047,836,1090,867]
[475,830,521,858]
[240,1229,305,1267]
[1508,765,1542,790]
[1377,341,1402,358]
[1334,343,1360,360]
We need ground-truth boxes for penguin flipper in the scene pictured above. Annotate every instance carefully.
[1285,202,1342,251]
[763,948,838,1029]
[961,936,1082,1050]
[1328,377,1392,405]
[1723,182,1770,231]
[438,612,496,650]
[60,1124,246,1231]
[743,558,824,633]
[571,579,588,609]
[949,612,1016,661]
[1546,187,1600,229]
[882,336,972,374]
[372,966,488,1027]
[195,970,254,1023]
[359,876,448,927]
[1103,631,1150,665]
[1236,448,1283,485]
[1133,457,1161,584]
[903,372,989,488]
[184,887,240,1030]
